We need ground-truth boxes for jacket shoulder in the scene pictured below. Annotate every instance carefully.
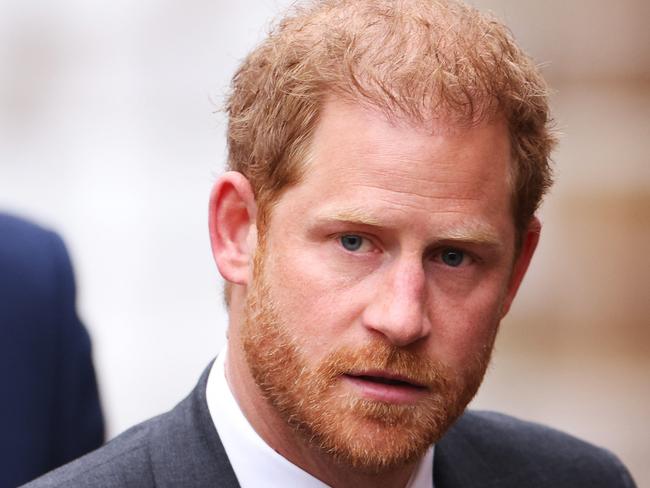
[0,213,70,301]
[20,417,158,488]
[435,410,636,488]
[21,362,239,488]
[0,213,62,264]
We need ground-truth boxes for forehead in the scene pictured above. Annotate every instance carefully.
[273,98,513,239]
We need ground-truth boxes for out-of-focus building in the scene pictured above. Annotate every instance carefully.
[468,2,650,485]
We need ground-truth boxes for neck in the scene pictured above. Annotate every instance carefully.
[225,330,420,488]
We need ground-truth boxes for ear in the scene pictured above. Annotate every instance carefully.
[500,217,541,317]
[208,171,257,286]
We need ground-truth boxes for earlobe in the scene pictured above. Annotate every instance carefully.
[500,217,541,317]
[208,171,257,286]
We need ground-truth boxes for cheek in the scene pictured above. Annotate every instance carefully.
[426,278,506,365]
[265,242,365,337]
[270,219,379,291]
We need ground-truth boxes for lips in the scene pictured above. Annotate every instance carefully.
[342,371,428,404]
[346,372,426,389]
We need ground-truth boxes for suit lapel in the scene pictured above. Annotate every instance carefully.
[433,415,503,488]
[149,362,241,488]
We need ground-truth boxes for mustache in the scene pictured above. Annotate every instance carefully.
[316,341,454,390]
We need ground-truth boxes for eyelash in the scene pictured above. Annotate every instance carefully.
[337,234,376,253]
[335,234,478,267]
[432,248,474,267]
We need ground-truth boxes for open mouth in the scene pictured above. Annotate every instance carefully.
[342,372,428,403]
[344,373,427,390]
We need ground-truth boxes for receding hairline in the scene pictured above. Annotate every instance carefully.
[223,0,555,310]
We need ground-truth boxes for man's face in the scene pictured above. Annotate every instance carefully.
[241,99,520,472]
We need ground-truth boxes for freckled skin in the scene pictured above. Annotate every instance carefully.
[225,98,535,488]
[263,100,516,366]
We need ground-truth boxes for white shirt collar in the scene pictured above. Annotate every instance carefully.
[206,344,435,487]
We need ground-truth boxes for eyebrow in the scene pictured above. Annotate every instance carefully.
[316,207,504,249]
[321,207,384,227]
[434,221,502,248]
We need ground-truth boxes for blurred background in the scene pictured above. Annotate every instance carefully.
[0,0,647,484]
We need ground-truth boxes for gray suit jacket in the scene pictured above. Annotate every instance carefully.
[23,363,636,487]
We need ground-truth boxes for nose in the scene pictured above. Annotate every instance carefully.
[361,258,431,347]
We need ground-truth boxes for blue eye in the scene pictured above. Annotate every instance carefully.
[340,235,364,251]
[441,249,465,267]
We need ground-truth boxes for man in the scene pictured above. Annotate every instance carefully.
[0,214,104,488]
[24,0,636,487]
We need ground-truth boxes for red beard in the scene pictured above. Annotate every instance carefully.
[240,251,490,473]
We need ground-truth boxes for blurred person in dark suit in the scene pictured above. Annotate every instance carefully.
[0,213,104,487]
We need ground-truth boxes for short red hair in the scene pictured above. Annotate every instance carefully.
[225,0,556,303]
